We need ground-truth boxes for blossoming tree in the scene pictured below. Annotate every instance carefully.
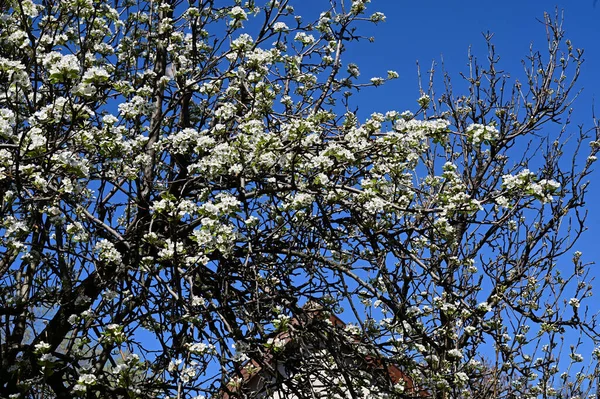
[0,0,598,398]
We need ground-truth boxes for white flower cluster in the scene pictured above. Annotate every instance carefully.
[151,197,199,219]
[191,295,206,307]
[75,66,111,97]
[73,373,97,393]
[229,6,247,20]
[191,219,236,254]
[0,149,12,181]
[32,96,94,124]
[454,371,469,387]
[294,32,316,46]
[158,238,185,260]
[22,127,46,151]
[266,337,286,351]
[438,162,482,215]
[0,109,15,138]
[370,12,386,23]
[417,94,431,108]
[273,22,288,32]
[502,169,560,203]
[570,352,584,363]
[186,342,215,355]
[51,150,90,177]
[19,0,39,17]
[394,118,449,136]
[199,193,240,216]
[477,302,492,313]
[347,63,360,78]
[188,142,235,179]
[246,48,275,67]
[568,298,580,308]
[180,363,199,383]
[66,221,89,242]
[101,324,127,344]
[350,0,369,15]
[466,123,499,145]
[34,341,51,354]
[83,67,110,82]
[4,216,28,237]
[95,239,122,264]
[118,95,152,119]
[447,348,463,360]
[8,30,29,49]
[39,353,58,364]
[215,102,238,120]
[284,192,314,210]
[370,77,384,86]
[231,33,254,50]
[0,58,31,97]
[109,353,143,388]
[272,312,291,331]
[501,169,534,190]
[43,52,80,82]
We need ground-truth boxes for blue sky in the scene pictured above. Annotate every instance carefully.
[337,0,600,261]
[328,0,600,368]
[347,0,600,115]
[271,1,600,382]
[107,0,600,388]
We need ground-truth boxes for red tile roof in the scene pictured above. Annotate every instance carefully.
[220,307,427,398]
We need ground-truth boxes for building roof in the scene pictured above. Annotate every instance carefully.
[220,306,427,398]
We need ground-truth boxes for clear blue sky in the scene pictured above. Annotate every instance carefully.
[325,0,600,374]
[339,0,600,264]
[346,0,600,118]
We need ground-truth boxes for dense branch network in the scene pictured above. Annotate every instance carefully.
[0,1,598,398]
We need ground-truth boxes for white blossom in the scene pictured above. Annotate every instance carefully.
[187,342,214,355]
[273,22,288,32]
[569,298,580,308]
[95,239,122,264]
[229,6,247,20]
[294,32,315,46]
[73,373,97,392]
[447,348,463,360]
[45,52,80,81]
[466,123,499,145]
[34,342,51,354]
